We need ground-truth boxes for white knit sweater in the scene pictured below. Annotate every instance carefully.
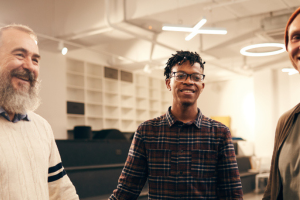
[0,111,79,200]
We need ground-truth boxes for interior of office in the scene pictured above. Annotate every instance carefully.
[1,0,299,198]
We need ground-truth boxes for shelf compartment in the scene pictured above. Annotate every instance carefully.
[86,88,102,92]
[104,93,119,106]
[136,86,148,98]
[149,89,160,100]
[66,71,83,76]
[104,67,118,80]
[121,82,134,96]
[86,104,102,117]
[121,71,133,83]
[135,74,149,87]
[104,79,119,93]
[86,102,102,106]
[136,110,148,120]
[149,77,160,89]
[150,100,160,111]
[121,120,135,132]
[86,91,102,103]
[66,59,84,73]
[67,101,84,115]
[104,106,119,119]
[104,119,119,129]
[86,77,102,90]
[67,115,85,130]
[87,117,103,130]
[86,63,103,77]
[67,88,84,102]
[121,107,134,119]
[121,96,134,108]
[67,73,84,87]
[136,98,148,109]
[67,85,84,90]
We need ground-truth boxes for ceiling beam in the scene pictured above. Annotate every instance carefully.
[63,27,113,40]
[208,60,252,76]
[252,53,288,71]
[203,28,260,52]
[280,0,291,8]
[203,0,250,11]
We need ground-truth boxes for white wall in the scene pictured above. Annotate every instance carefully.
[253,68,277,157]
[199,77,255,142]
[254,67,300,157]
[198,65,300,158]
[35,50,67,139]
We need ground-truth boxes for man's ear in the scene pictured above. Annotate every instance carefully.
[165,78,171,91]
[199,82,205,93]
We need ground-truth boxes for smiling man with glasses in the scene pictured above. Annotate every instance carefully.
[109,51,243,200]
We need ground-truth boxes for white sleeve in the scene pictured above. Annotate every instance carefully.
[46,123,79,200]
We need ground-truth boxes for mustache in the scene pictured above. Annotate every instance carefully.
[10,68,36,85]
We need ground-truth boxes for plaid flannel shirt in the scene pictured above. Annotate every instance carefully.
[110,107,243,200]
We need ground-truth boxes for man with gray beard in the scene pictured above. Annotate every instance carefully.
[0,24,79,200]
[0,66,40,116]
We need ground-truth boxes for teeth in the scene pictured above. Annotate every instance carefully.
[182,90,193,93]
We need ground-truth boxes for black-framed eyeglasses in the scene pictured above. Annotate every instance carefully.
[170,72,205,82]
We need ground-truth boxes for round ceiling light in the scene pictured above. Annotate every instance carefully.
[240,43,285,57]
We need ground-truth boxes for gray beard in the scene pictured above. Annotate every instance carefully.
[0,69,41,114]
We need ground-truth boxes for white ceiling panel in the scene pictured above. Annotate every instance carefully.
[0,0,298,81]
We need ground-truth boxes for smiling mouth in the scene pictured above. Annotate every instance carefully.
[15,76,30,82]
[180,89,195,93]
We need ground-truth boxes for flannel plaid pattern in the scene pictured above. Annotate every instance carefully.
[109,107,243,200]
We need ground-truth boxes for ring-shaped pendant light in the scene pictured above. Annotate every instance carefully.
[240,43,285,57]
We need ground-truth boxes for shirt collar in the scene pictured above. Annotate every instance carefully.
[166,106,202,128]
[0,107,30,123]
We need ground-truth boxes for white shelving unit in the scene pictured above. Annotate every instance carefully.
[85,62,103,130]
[66,58,172,133]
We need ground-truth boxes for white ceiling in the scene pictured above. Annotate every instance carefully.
[0,0,298,81]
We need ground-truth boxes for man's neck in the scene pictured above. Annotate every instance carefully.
[170,104,198,123]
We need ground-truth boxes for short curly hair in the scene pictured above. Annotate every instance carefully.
[164,50,205,79]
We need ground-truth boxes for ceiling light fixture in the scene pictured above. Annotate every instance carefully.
[162,18,227,41]
[162,26,227,34]
[282,67,298,75]
[185,18,207,41]
[240,43,285,57]
[58,41,68,55]
[61,47,68,55]
[143,64,151,73]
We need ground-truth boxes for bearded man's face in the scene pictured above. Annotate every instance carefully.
[0,28,41,114]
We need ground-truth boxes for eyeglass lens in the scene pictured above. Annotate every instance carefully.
[173,72,204,82]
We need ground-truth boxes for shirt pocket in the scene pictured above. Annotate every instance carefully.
[148,149,171,177]
[191,149,217,178]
